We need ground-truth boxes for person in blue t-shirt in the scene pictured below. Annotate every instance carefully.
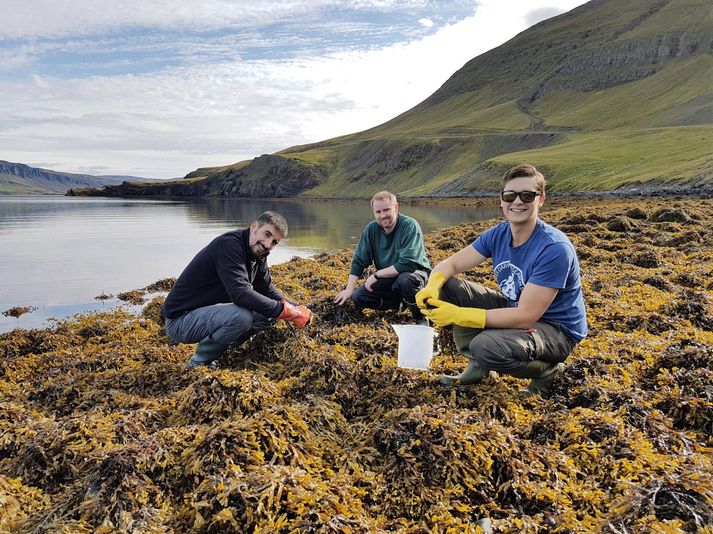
[416,164,587,396]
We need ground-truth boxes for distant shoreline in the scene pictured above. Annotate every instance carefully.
[61,182,713,202]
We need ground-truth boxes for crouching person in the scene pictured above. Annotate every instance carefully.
[162,211,311,369]
[334,191,431,323]
[417,164,587,396]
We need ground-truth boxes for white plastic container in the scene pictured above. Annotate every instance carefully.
[392,324,436,370]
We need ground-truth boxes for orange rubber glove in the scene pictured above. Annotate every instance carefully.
[420,298,486,328]
[278,300,312,329]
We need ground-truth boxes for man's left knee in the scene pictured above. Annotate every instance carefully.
[469,331,518,372]
[392,271,427,302]
[350,286,372,309]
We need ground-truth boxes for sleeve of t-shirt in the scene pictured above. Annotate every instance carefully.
[214,241,282,317]
[349,227,373,277]
[393,219,425,273]
[528,242,573,290]
[472,225,497,258]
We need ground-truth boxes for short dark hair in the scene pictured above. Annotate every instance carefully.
[501,164,546,193]
[255,211,288,237]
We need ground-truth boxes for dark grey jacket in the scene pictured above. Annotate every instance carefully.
[162,228,283,320]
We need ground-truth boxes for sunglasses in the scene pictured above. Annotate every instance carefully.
[501,190,541,203]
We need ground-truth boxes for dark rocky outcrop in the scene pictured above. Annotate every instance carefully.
[71,154,327,198]
[68,179,211,197]
[210,154,327,197]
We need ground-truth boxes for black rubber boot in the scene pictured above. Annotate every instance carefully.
[187,337,229,370]
[439,358,492,386]
[510,361,565,396]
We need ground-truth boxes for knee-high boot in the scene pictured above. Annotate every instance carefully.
[187,337,229,370]
[508,360,565,396]
[439,358,493,386]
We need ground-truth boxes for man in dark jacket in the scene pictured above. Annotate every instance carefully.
[163,211,311,369]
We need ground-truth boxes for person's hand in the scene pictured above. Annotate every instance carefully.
[416,271,447,309]
[421,298,486,329]
[278,300,312,328]
[364,274,378,292]
[334,288,354,305]
[291,305,311,328]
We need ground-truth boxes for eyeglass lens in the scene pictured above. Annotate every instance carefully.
[501,191,539,203]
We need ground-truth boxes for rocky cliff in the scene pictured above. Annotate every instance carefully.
[71,154,328,198]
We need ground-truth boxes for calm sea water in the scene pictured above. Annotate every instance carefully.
[0,196,501,332]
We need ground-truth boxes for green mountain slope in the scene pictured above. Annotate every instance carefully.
[90,0,713,198]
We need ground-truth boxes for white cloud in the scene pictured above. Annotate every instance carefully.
[346,0,428,8]
[0,0,331,38]
[525,6,572,26]
[0,0,433,39]
[418,17,435,28]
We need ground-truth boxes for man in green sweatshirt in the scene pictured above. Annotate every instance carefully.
[334,191,431,322]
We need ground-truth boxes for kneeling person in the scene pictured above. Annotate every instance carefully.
[162,211,311,369]
[334,191,431,322]
[417,164,587,396]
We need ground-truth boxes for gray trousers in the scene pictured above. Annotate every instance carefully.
[352,270,429,312]
[440,278,575,375]
[164,303,274,346]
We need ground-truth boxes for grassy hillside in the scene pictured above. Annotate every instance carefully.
[88,0,713,198]
[491,125,713,190]
[532,55,713,129]
[0,180,51,195]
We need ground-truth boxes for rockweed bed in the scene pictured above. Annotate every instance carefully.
[1,198,712,533]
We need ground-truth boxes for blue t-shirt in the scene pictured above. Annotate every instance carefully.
[473,219,587,343]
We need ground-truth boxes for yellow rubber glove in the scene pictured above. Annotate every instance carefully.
[416,271,447,309]
[421,298,486,328]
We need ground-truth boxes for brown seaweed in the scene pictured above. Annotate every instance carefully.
[1,198,712,533]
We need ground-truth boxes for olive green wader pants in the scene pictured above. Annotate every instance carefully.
[440,278,575,379]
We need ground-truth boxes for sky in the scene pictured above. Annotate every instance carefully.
[1,0,589,179]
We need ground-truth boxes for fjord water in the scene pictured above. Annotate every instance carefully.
[0,196,501,332]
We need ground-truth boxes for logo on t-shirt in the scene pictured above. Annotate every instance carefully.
[494,261,524,302]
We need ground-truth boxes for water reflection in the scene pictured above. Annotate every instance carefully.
[180,197,501,250]
[0,196,501,332]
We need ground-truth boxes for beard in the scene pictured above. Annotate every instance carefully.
[378,217,395,230]
[250,243,270,259]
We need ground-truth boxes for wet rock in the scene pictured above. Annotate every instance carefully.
[625,207,648,220]
[607,216,637,232]
[143,278,175,292]
[2,306,35,318]
[662,230,701,247]
[643,276,672,291]
[650,208,693,223]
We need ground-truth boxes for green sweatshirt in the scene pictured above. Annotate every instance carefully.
[349,214,431,277]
